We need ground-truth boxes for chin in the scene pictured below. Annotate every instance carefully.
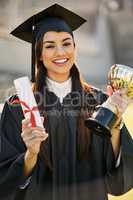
[55,66,72,72]
[54,70,70,75]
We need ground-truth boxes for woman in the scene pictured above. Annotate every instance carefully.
[0,4,133,200]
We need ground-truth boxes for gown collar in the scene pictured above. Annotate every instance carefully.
[46,77,72,103]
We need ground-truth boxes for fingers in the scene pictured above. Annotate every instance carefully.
[21,118,48,140]
[22,128,47,138]
[22,118,46,132]
[22,130,48,155]
[21,126,48,138]
[21,118,48,155]
[21,127,48,154]
[117,88,128,96]
[22,118,31,130]
[23,130,48,142]
[109,91,129,115]
[105,85,132,116]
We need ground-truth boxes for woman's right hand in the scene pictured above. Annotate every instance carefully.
[21,118,48,156]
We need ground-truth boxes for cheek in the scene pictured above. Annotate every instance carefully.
[69,48,76,61]
[66,45,75,55]
[41,51,53,64]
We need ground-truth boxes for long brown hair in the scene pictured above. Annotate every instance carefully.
[33,36,95,168]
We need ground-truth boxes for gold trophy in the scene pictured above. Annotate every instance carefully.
[85,64,133,138]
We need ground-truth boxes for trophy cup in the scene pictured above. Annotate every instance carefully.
[85,64,133,138]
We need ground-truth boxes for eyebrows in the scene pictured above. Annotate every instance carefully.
[43,37,72,44]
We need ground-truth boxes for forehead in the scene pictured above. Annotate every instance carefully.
[43,31,73,41]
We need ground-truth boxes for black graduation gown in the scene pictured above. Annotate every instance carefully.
[0,88,133,200]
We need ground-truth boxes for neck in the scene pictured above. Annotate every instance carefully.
[47,72,70,83]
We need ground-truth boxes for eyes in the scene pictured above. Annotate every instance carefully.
[44,42,72,49]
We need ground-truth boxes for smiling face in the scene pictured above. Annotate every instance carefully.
[40,31,76,82]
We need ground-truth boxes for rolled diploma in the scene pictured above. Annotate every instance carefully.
[14,76,43,128]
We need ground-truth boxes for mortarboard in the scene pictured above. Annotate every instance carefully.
[10,3,87,82]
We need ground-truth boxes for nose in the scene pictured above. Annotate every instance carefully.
[56,46,65,56]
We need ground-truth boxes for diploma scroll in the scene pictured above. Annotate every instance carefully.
[14,76,44,128]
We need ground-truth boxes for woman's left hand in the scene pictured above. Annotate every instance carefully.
[104,85,130,117]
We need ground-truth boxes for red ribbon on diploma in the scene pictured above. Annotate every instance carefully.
[12,99,38,127]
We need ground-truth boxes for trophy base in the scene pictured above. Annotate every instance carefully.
[85,118,111,138]
[85,107,118,138]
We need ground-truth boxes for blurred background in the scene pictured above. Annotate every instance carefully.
[0,0,133,199]
[1,0,133,100]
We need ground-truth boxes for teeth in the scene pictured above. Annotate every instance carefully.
[54,59,68,64]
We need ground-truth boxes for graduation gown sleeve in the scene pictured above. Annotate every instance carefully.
[92,88,133,196]
[105,125,133,196]
[0,98,28,197]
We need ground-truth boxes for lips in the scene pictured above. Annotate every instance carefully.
[53,58,68,65]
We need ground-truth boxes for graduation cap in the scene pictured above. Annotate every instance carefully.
[10,3,87,82]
